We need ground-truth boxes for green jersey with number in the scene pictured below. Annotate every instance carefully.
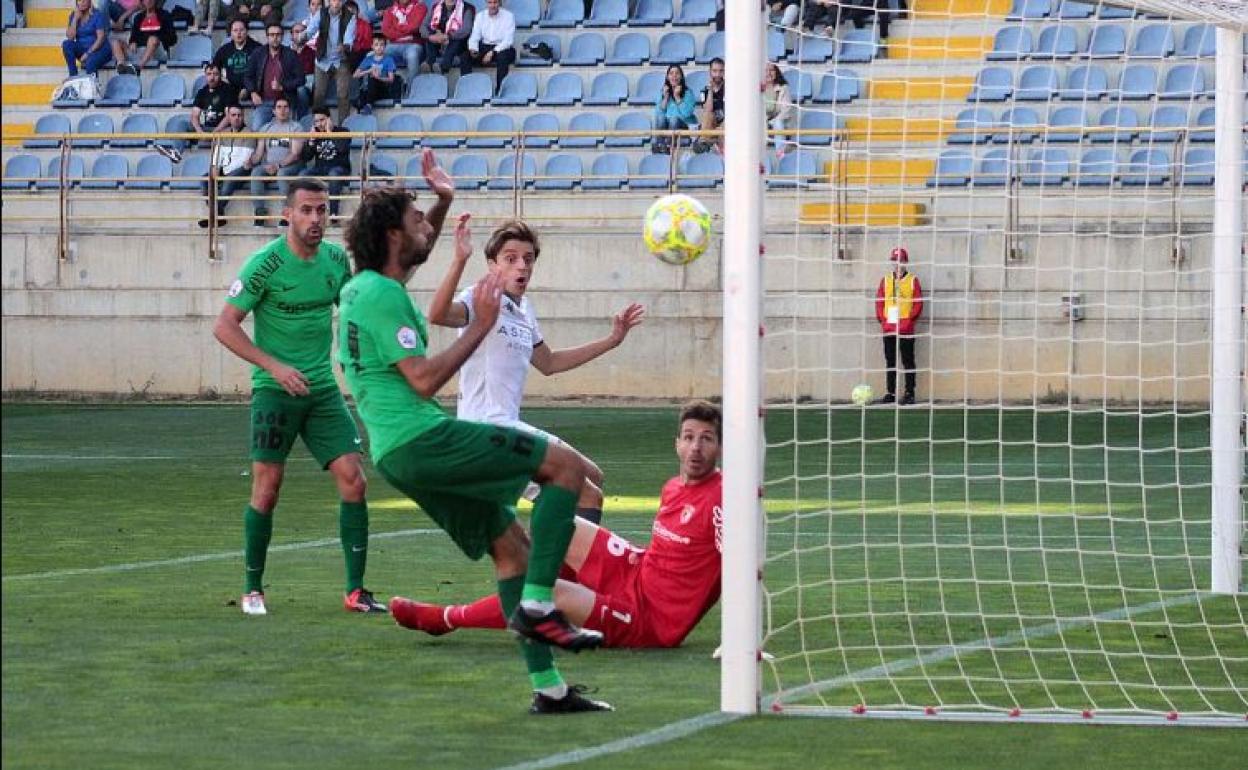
[225,237,352,392]
[337,269,449,463]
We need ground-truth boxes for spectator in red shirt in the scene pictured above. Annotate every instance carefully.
[110,0,176,75]
[381,0,425,85]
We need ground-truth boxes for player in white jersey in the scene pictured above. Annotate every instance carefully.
[428,216,644,523]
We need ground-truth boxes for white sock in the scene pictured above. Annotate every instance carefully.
[537,682,569,699]
[520,599,556,615]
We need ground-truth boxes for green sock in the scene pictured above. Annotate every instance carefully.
[339,500,368,593]
[243,505,273,594]
[523,484,578,599]
[499,575,562,690]
[575,506,602,525]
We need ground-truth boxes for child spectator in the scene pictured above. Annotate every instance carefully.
[353,33,396,115]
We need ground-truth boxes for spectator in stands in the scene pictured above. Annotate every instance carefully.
[420,0,474,75]
[63,0,113,78]
[801,0,842,35]
[228,0,288,28]
[110,0,176,75]
[381,0,425,85]
[874,246,923,405]
[353,33,396,115]
[344,1,375,67]
[307,0,358,125]
[198,104,256,229]
[192,62,240,134]
[297,105,352,220]
[107,0,142,32]
[769,0,799,31]
[465,0,515,93]
[290,20,317,76]
[193,0,221,35]
[212,19,261,102]
[694,57,724,154]
[764,62,793,157]
[249,96,306,227]
[246,23,306,126]
[303,0,323,38]
[652,64,695,155]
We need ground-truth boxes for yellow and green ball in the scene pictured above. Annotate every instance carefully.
[643,194,712,266]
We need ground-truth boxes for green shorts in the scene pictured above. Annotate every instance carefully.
[250,386,361,468]
[376,420,549,561]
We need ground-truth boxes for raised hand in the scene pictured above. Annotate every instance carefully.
[421,148,454,200]
[469,272,504,330]
[609,303,646,345]
[453,212,473,262]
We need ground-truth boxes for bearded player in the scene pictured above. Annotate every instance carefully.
[390,400,723,649]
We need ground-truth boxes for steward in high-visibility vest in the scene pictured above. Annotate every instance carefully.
[873,247,923,404]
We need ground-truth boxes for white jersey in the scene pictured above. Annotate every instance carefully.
[456,286,544,425]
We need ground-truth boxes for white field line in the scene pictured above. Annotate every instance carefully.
[2,453,182,460]
[489,592,1211,770]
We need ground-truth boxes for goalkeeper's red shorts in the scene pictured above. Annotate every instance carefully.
[575,526,662,648]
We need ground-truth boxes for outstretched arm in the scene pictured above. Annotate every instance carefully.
[420,149,454,256]
[213,304,309,396]
[427,212,472,328]
[396,273,503,398]
[530,303,645,376]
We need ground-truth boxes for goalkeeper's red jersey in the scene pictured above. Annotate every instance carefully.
[637,469,724,647]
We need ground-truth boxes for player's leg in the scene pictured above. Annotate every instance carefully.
[515,421,604,524]
[521,440,586,613]
[900,335,917,403]
[882,333,898,403]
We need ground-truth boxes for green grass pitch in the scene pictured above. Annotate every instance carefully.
[3,402,1244,769]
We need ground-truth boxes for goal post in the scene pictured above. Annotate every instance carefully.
[721,0,1247,723]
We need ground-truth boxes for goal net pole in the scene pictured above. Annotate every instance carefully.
[1209,26,1243,596]
[721,1,766,715]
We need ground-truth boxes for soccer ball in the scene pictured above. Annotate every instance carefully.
[851,384,874,406]
[643,194,713,266]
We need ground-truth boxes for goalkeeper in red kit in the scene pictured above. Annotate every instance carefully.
[390,400,723,649]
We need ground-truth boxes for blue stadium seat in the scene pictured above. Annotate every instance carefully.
[362,153,399,189]
[1015,65,1059,101]
[535,154,582,190]
[767,151,818,189]
[767,29,787,62]
[973,148,1011,186]
[1032,25,1077,59]
[522,112,560,148]
[993,106,1041,143]
[784,69,814,102]
[1131,25,1176,58]
[37,155,86,190]
[494,72,538,106]
[1160,64,1210,99]
[82,154,129,190]
[582,153,629,189]
[1045,106,1088,142]
[112,113,159,148]
[1075,148,1117,186]
[1020,147,1069,186]
[1179,24,1216,57]
[509,0,541,28]
[584,0,627,27]
[629,70,665,106]
[1006,0,1051,20]
[604,111,651,147]
[584,71,628,105]
[160,113,193,153]
[449,154,489,190]
[679,152,723,189]
[425,113,468,148]
[1147,105,1187,143]
[467,112,515,148]
[653,32,696,66]
[96,74,142,108]
[342,113,377,148]
[606,32,650,65]
[537,72,583,106]
[986,26,1033,60]
[138,73,186,108]
[1097,2,1133,18]
[675,0,716,25]
[2,154,41,191]
[169,153,210,190]
[1085,25,1125,58]
[404,155,430,190]
[489,154,537,190]
[631,153,673,189]
[686,69,708,97]
[948,107,996,145]
[1056,1,1093,19]
[74,113,114,149]
[928,151,972,186]
[1120,148,1170,185]
[835,29,878,63]
[792,36,835,64]
[561,112,607,147]
[1190,105,1214,142]
[447,73,495,107]
[563,32,606,65]
[1180,147,1214,185]
[630,0,673,27]
[697,30,725,65]
[25,114,71,149]
[1116,64,1158,100]
[813,70,859,103]
[969,67,1012,102]
[2,0,15,29]
[541,0,584,27]
[168,35,212,67]
[403,73,449,107]
[377,113,423,149]
[130,153,173,190]
[1059,64,1108,100]
[518,33,561,66]
[1091,105,1140,143]
[796,111,840,147]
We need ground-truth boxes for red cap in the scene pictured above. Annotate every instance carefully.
[890,247,908,263]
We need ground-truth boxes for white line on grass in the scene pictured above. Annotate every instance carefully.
[490,591,1208,770]
[2,453,183,461]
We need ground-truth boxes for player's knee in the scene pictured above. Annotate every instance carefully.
[490,523,530,574]
[339,470,367,502]
[582,457,604,488]
[250,466,283,512]
[580,479,604,510]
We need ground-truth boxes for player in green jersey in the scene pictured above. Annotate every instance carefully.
[338,150,612,714]
[213,178,385,617]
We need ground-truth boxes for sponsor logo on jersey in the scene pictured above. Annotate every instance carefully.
[652,519,691,546]
[680,503,696,525]
[228,279,244,298]
[396,326,418,349]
